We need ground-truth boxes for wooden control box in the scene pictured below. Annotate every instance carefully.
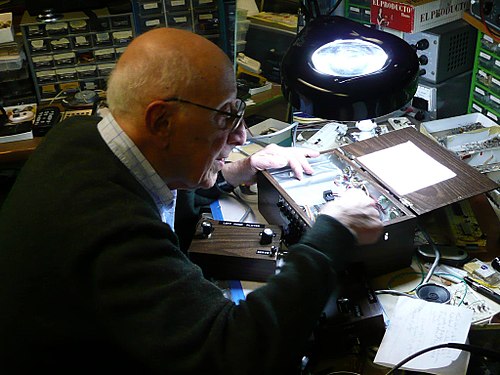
[188,219,282,282]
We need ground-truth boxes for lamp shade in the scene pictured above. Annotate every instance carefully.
[281,16,419,121]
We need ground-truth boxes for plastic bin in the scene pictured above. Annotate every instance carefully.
[0,53,23,71]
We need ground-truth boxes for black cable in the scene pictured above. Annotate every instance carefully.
[327,0,344,16]
[306,0,321,19]
[311,0,321,18]
[384,342,500,375]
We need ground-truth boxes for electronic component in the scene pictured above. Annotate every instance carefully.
[387,117,414,130]
[420,112,499,175]
[492,257,500,272]
[445,200,487,248]
[303,122,348,151]
[62,90,99,110]
[415,283,451,303]
[258,127,498,277]
[304,265,385,372]
[403,20,477,84]
[470,0,499,33]
[411,70,472,120]
[464,276,500,305]
[188,219,281,282]
[61,108,94,120]
[448,282,494,324]
[32,106,61,136]
[464,258,500,285]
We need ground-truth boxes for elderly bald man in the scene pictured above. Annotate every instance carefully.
[0,28,382,375]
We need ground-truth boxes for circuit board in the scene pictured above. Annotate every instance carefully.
[445,200,487,248]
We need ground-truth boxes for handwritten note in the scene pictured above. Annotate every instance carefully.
[374,297,473,375]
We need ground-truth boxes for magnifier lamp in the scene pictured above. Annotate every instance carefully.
[281,5,420,121]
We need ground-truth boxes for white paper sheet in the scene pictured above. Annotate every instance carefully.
[374,297,473,375]
[357,141,456,196]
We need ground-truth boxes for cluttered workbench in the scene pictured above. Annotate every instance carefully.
[199,112,500,375]
[0,95,499,374]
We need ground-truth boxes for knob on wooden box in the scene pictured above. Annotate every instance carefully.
[188,218,282,282]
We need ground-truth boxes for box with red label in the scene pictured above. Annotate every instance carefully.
[371,0,469,33]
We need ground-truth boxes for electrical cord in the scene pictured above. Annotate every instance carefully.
[374,226,441,301]
[327,0,344,15]
[375,289,416,298]
[227,189,255,222]
[48,89,67,106]
[479,0,500,40]
[384,342,500,375]
[307,0,321,19]
[418,226,440,285]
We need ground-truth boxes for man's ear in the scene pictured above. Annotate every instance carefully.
[144,101,173,146]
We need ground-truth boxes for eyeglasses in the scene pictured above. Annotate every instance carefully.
[162,97,247,134]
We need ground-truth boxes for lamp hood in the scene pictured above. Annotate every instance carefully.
[281,16,419,121]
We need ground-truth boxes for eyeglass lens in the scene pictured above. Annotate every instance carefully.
[230,99,246,132]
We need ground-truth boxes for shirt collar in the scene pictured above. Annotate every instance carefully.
[97,112,176,225]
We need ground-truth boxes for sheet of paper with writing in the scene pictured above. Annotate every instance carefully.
[374,297,473,375]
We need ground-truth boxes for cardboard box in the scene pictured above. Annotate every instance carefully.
[371,0,469,33]
[420,113,499,174]
[247,118,295,145]
[0,13,14,44]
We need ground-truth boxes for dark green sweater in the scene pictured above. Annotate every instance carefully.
[0,116,354,375]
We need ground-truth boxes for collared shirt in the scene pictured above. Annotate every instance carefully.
[97,113,177,229]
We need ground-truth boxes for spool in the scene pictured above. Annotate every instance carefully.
[74,90,99,103]
[415,283,451,304]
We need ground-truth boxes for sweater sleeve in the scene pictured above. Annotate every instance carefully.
[91,206,355,375]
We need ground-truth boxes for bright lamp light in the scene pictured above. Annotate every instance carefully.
[281,16,420,121]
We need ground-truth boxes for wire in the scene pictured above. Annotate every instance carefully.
[479,0,500,40]
[417,226,440,285]
[299,2,312,23]
[48,89,67,106]
[239,206,253,222]
[309,0,321,18]
[327,0,344,15]
[384,342,500,375]
[226,190,255,222]
[375,289,416,298]
[385,271,423,294]
[433,272,468,306]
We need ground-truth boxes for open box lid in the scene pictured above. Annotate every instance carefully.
[340,127,499,216]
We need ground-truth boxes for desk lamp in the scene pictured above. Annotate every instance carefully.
[280,1,419,121]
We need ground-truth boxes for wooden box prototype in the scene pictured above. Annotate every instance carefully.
[188,219,282,282]
[258,127,498,276]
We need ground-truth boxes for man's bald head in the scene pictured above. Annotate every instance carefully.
[106,28,235,120]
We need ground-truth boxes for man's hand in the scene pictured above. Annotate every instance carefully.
[320,188,384,245]
[222,144,320,186]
